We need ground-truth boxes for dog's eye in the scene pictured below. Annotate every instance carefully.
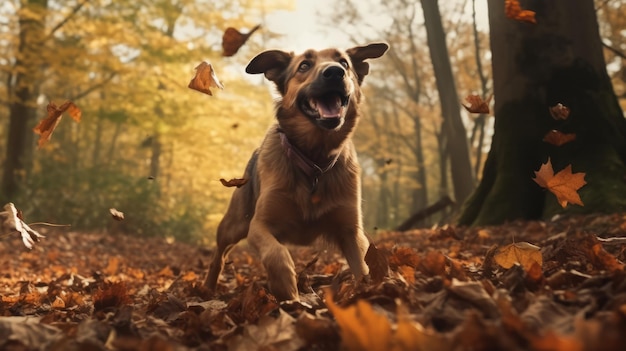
[339,59,349,69]
[298,61,311,72]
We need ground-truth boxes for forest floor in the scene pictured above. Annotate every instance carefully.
[1,213,626,351]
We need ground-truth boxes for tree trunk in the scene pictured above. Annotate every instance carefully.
[458,0,626,225]
[421,0,475,206]
[2,0,47,202]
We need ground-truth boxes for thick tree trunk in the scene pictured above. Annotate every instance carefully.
[421,0,475,206]
[458,0,626,225]
[2,0,47,202]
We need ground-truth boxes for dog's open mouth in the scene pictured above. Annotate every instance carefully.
[300,93,350,129]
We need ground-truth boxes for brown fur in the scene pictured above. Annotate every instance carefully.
[204,43,389,301]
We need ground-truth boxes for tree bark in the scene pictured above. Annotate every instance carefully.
[421,0,475,206]
[2,0,48,202]
[458,0,626,225]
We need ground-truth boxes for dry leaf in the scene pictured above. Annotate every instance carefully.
[533,158,587,207]
[394,303,450,351]
[222,24,261,57]
[0,203,45,249]
[364,243,389,284]
[109,208,125,221]
[325,291,392,351]
[188,62,224,96]
[549,103,570,120]
[220,178,248,188]
[33,101,82,148]
[543,130,576,146]
[505,0,536,24]
[494,242,543,271]
[462,94,491,114]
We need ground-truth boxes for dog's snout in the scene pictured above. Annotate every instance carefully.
[322,65,345,81]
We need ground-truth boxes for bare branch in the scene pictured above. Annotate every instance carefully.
[69,71,118,101]
[602,41,626,60]
[45,0,90,40]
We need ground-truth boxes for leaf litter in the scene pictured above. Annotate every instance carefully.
[0,213,626,350]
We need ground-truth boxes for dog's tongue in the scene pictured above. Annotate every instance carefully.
[312,96,343,118]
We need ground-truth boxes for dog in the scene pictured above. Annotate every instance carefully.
[204,42,389,301]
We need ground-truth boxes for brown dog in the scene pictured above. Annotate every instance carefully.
[204,43,389,301]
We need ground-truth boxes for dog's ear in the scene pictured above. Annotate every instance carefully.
[346,43,389,84]
[246,50,293,91]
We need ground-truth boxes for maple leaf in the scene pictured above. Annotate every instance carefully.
[222,24,261,57]
[505,0,536,24]
[0,203,45,249]
[188,62,224,96]
[533,158,586,207]
[494,242,543,271]
[33,101,82,148]
[542,130,576,146]
[220,178,248,188]
[549,103,571,120]
[462,94,492,114]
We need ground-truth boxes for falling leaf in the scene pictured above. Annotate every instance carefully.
[325,292,392,351]
[188,62,224,96]
[543,130,576,146]
[220,178,248,188]
[33,101,82,148]
[222,24,261,57]
[533,158,587,207]
[0,203,45,249]
[109,208,125,221]
[549,103,570,120]
[505,0,536,24]
[494,242,543,271]
[462,94,491,114]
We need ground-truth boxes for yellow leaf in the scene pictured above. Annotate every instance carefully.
[325,292,392,351]
[494,242,543,271]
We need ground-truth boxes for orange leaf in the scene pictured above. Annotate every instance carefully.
[542,130,576,146]
[494,242,543,271]
[462,94,491,114]
[220,178,248,188]
[533,158,587,207]
[505,0,536,24]
[33,101,82,148]
[222,24,261,57]
[325,291,392,351]
[549,103,570,120]
[188,62,224,96]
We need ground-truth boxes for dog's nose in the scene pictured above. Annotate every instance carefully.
[322,65,345,81]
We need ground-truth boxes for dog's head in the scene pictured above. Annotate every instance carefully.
[246,43,388,131]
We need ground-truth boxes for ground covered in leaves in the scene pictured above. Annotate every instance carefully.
[1,213,626,350]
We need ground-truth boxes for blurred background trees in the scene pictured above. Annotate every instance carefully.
[1,0,625,242]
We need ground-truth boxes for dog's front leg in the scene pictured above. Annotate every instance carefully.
[337,226,370,281]
[248,219,298,301]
